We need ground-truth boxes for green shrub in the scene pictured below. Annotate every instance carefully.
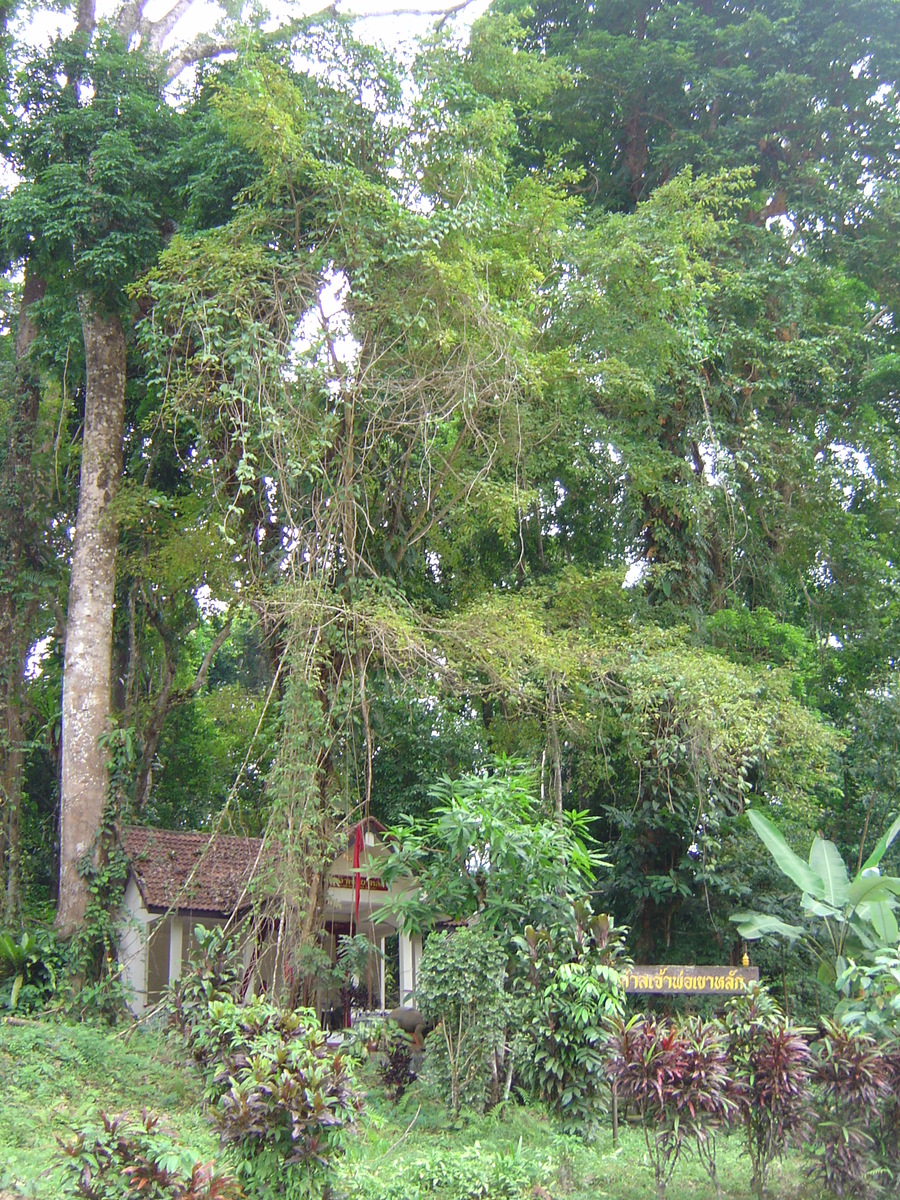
[0,927,64,1011]
[200,996,361,1199]
[363,1017,416,1101]
[335,1140,540,1200]
[513,904,626,1136]
[416,924,509,1117]
[168,924,248,1049]
[837,948,900,1036]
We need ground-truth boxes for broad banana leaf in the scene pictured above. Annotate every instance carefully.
[810,837,850,908]
[861,813,900,873]
[748,810,824,896]
[846,917,879,952]
[857,899,899,946]
[730,911,805,941]
[847,873,900,908]
[818,960,836,985]
[802,894,842,919]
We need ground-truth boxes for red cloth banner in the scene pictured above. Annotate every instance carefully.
[353,822,364,925]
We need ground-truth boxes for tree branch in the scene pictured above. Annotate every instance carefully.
[337,0,475,20]
[863,305,891,333]
[144,0,199,57]
[164,36,240,80]
[115,0,149,43]
[185,615,234,698]
[76,0,96,38]
[155,0,476,80]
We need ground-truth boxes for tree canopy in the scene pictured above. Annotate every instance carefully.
[0,0,898,997]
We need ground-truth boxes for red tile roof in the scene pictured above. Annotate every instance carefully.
[122,827,265,916]
[122,818,391,917]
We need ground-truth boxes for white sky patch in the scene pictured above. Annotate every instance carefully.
[156,0,489,62]
[195,583,229,616]
[285,269,360,384]
[24,634,54,680]
[12,7,70,53]
[350,0,490,50]
[809,556,835,589]
[15,0,489,85]
[826,441,876,479]
[766,212,796,238]
[623,560,647,589]
[692,437,733,487]
[816,441,876,509]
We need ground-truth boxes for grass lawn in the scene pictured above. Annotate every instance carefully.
[334,1076,814,1200]
[0,1015,817,1200]
[0,1017,213,1198]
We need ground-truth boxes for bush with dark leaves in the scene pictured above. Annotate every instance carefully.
[203,996,361,1200]
[721,984,812,1200]
[811,1020,892,1200]
[55,1109,243,1200]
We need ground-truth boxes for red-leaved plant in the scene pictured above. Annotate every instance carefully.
[56,1110,243,1199]
[207,996,361,1198]
[811,1020,892,1200]
[680,1017,741,1196]
[604,1015,737,1200]
[720,983,812,1200]
[877,1043,900,1191]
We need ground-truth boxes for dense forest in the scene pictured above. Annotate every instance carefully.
[1,0,899,999]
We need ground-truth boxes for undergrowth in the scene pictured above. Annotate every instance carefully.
[2,1016,820,1200]
[0,1018,211,1198]
[333,1090,813,1200]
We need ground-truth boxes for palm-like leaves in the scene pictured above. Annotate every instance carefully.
[731,810,900,990]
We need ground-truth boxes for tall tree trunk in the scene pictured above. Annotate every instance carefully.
[0,268,47,923]
[56,302,126,936]
[2,704,25,923]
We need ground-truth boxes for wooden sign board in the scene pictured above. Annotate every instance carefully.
[623,966,759,994]
[330,873,388,892]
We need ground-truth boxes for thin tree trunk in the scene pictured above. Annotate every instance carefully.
[547,680,563,816]
[0,268,47,923]
[56,302,126,936]
[2,704,25,923]
[133,653,176,812]
[132,615,232,811]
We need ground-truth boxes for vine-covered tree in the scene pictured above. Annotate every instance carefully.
[0,0,898,992]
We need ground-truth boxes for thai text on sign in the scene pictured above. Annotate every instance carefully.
[623,966,760,993]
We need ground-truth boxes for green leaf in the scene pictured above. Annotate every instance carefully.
[9,973,23,1010]
[730,911,805,941]
[817,960,837,985]
[862,900,899,947]
[861,814,900,873]
[0,933,23,968]
[747,810,824,897]
[846,917,879,953]
[809,838,849,908]
[803,895,842,919]
[847,873,900,908]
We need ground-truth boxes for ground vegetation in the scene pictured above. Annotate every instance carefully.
[0,0,896,1052]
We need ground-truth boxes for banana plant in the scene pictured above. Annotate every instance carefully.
[0,929,59,1010]
[731,810,900,990]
